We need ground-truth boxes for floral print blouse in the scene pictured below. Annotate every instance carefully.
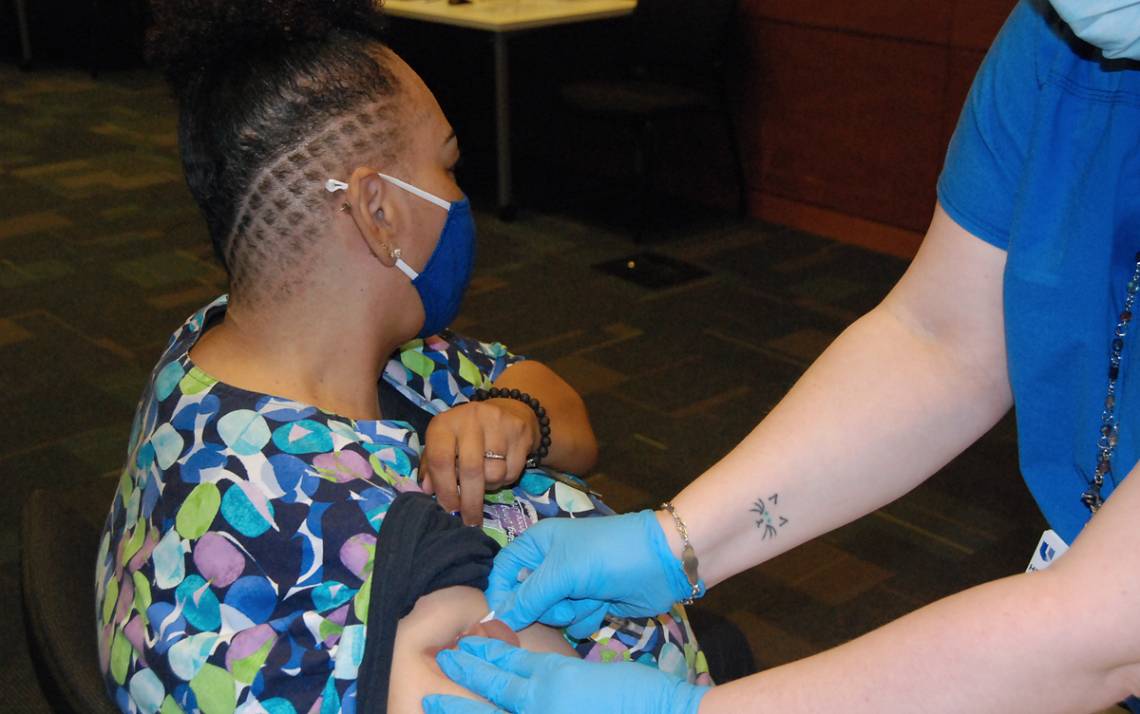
[96,295,710,714]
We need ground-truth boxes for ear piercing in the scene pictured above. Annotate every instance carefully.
[380,245,415,279]
[378,243,402,263]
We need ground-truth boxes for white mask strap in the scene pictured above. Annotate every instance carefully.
[377,173,451,210]
[324,176,450,210]
[324,178,422,280]
[391,249,419,281]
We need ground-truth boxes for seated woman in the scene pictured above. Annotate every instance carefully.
[94,1,711,712]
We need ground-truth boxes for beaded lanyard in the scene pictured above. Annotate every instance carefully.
[1082,252,1140,513]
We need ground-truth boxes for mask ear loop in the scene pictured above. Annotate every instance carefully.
[376,172,451,211]
[325,178,420,281]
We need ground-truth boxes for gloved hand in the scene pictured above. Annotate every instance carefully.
[485,510,703,638]
[421,636,710,714]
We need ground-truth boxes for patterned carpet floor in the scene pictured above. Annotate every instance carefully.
[0,63,1048,710]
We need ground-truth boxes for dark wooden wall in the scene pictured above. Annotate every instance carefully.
[396,4,1019,257]
[728,1,1016,254]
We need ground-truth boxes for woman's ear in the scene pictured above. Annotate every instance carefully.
[347,167,401,267]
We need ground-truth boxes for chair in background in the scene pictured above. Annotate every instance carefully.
[21,490,119,714]
[559,0,747,240]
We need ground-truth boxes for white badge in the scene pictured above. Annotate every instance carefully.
[1026,529,1070,573]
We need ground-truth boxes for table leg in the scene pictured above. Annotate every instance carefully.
[493,32,516,221]
[15,0,32,69]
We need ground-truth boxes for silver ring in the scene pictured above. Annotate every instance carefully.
[484,450,507,461]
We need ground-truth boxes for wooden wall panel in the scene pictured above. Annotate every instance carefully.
[951,0,1017,50]
[742,18,946,233]
[742,0,952,45]
[728,0,1018,253]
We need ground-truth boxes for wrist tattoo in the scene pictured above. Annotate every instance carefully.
[750,493,788,540]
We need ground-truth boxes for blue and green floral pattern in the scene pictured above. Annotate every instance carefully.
[96,295,709,714]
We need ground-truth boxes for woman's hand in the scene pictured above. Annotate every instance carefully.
[421,637,709,714]
[421,399,538,525]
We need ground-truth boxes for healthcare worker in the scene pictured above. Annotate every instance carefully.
[424,1,1140,712]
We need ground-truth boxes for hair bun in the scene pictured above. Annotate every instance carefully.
[148,0,384,89]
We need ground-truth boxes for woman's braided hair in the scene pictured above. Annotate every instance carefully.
[148,0,403,302]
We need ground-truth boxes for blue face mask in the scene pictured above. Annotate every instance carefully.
[1051,0,1140,61]
[325,173,475,338]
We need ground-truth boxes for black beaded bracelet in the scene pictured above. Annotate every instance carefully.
[471,387,551,468]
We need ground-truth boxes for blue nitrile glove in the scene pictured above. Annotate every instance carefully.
[485,510,704,639]
[421,636,710,714]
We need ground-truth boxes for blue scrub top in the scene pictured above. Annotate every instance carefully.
[938,0,1140,547]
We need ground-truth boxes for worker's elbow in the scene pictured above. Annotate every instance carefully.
[1103,661,1140,705]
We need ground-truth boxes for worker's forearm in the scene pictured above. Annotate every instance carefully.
[699,567,1131,713]
[667,302,1012,587]
[493,359,598,475]
[700,467,1140,713]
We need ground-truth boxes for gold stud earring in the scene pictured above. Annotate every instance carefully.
[338,202,351,213]
[378,244,402,264]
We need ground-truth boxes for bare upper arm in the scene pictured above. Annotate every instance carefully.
[880,202,1009,384]
[386,585,576,713]
[886,208,1139,693]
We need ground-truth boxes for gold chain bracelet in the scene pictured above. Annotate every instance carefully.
[660,502,701,604]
